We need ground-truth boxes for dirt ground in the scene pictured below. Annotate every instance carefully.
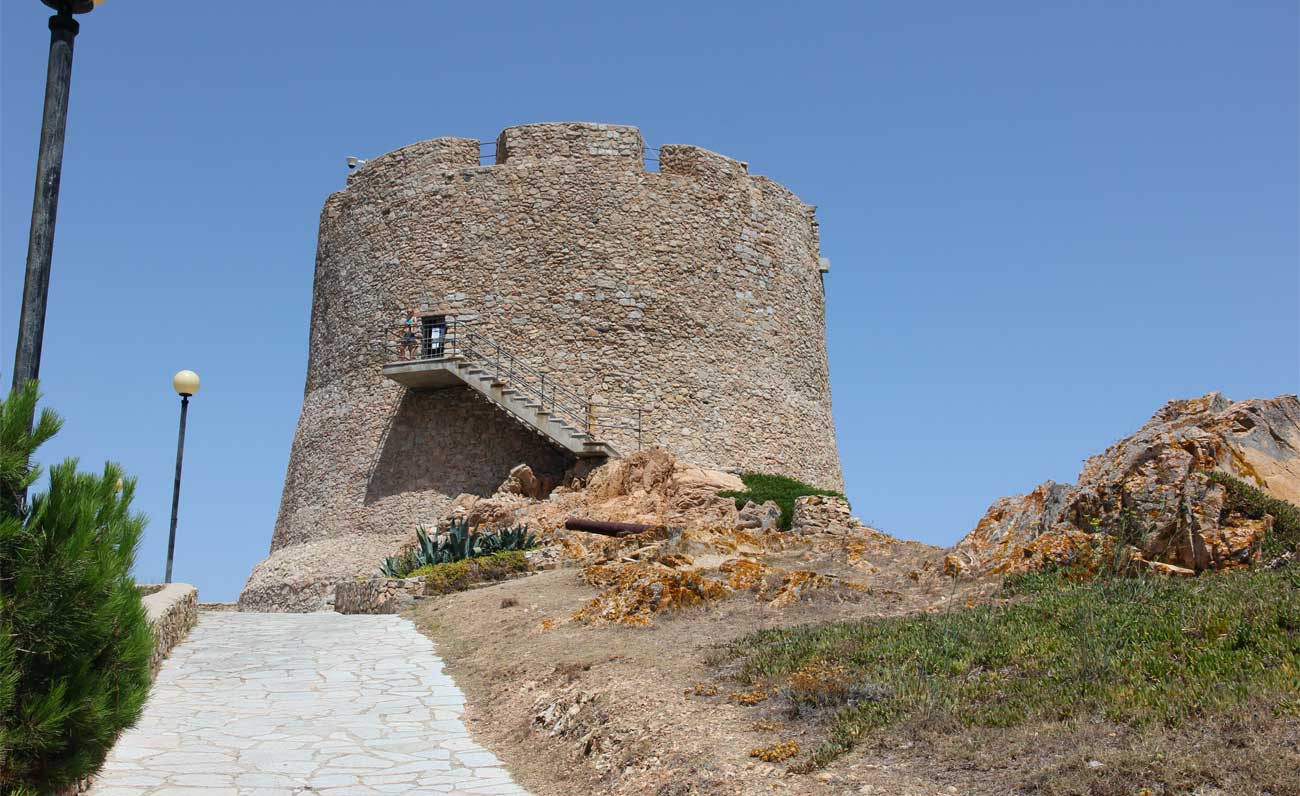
[408,530,1010,796]
[412,535,1299,796]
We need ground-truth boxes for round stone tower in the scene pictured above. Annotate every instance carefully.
[240,122,842,611]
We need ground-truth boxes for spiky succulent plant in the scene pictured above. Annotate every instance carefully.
[377,520,537,577]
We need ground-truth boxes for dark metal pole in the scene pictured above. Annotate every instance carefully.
[11,10,80,394]
[164,394,190,584]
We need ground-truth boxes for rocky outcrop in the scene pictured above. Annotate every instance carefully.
[448,449,746,537]
[496,463,555,501]
[738,500,782,531]
[240,450,744,611]
[951,394,1300,575]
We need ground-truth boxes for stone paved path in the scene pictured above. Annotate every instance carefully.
[87,612,529,796]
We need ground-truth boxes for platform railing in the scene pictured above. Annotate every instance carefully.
[380,317,645,451]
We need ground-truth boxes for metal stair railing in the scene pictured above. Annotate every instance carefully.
[380,317,645,452]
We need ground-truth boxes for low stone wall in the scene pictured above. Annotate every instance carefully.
[791,495,857,535]
[335,578,427,615]
[140,583,199,675]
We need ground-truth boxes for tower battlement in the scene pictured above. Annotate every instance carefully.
[342,123,800,203]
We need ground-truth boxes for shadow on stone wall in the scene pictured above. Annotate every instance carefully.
[365,387,571,505]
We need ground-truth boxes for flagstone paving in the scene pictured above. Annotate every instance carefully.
[87,611,528,796]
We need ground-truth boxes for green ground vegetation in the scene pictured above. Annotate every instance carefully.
[408,550,531,594]
[722,565,1300,775]
[0,383,153,796]
[719,473,846,530]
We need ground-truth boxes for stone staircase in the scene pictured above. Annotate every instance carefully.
[381,335,623,459]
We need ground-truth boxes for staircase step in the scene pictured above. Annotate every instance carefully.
[386,344,625,459]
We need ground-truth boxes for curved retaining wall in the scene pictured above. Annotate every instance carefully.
[242,122,842,610]
[142,583,199,675]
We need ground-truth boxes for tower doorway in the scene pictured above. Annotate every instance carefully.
[421,315,447,358]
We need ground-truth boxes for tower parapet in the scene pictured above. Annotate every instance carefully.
[496,122,644,168]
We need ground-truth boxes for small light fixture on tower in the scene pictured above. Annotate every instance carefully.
[346,156,366,170]
[818,257,831,274]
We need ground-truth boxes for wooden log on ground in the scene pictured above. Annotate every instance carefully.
[564,517,656,538]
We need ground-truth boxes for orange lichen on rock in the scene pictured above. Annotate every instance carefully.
[572,565,729,626]
[767,570,846,608]
[750,740,800,763]
[728,688,769,706]
[720,558,769,590]
[581,562,640,589]
[845,540,880,573]
[1201,513,1271,569]
[654,552,693,568]
[674,526,769,559]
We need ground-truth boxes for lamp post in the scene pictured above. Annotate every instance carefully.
[165,370,199,584]
[10,0,107,394]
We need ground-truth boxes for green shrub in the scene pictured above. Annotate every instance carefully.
[722,564,1300,771]
[409,550,531,594]
[1209,471,1300,558]
[719,473,846,530]
[0,383,152,795]
[380,518,536,577]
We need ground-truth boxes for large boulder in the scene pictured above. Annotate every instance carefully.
[951,393,1300,574]
[524,449,745,531]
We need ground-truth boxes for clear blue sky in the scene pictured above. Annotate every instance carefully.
[3,1,1296,601]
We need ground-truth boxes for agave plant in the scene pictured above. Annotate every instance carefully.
[379,555,410,578]
[479,525,537,554]
[377,520,537,577]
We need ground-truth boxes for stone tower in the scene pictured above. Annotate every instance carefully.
[240,123,841,611]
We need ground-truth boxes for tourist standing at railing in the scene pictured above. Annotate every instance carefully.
[399,309,418,360]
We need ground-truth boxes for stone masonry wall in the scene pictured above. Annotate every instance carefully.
[141,583,199,676]
[334,578,427,615]
[241,122,842,611]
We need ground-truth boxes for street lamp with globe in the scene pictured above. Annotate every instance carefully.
[165,370,200,583]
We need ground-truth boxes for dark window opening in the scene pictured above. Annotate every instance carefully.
[421,315,447,358]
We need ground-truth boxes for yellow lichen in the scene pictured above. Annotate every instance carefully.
[572,564,729,626]
[767,570,845,608]
[728,688,769,706]
[720,558,769,590]
[750,740,800,763]
[785,660,854,705]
